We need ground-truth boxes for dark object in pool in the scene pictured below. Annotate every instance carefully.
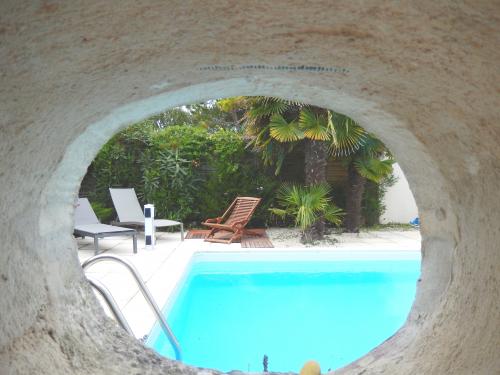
[263,354,269,372]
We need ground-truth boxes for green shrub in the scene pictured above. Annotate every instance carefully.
[79,121,390,228]
[90,202,114,223]
[362,174,396,227]
[269,183,344,230]
[80,124,277,227]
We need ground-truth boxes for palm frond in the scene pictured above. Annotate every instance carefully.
[324,204,344,226]
[273,146,290,175]
[296,204,318,230]
[277,184,299,207]
[357,133,390,158]
[246,125,292,175]
[307,183,331,210]
[269,114,304,142]
[299,108,330,141]
[268,208,288,218]
[329,112,367,157]
[274,183,336,230]
[245,97,290,119]
[353,158,394,183]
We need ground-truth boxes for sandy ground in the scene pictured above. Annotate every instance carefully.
[266,227,420,249]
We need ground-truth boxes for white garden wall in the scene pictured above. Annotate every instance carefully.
[381,163,419,224]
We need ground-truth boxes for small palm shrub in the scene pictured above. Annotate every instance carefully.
[269,183,344,243]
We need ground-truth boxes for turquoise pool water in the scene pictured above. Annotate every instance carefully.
[147,254,420,372]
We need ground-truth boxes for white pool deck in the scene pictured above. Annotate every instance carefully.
[77,228,421,340]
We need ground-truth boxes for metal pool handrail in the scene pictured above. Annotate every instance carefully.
[86,275,134,335]
[82,254,182,361]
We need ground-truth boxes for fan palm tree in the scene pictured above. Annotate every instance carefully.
[269,183,344,243]
[242,97,393,235]
[329,113,394,232]
[243,97,332,240]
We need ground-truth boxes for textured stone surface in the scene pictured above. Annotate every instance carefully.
[0,1,499,374]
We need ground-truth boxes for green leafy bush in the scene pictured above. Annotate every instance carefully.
[80,124,277,227]
[362,174,397,227]
[79,117,389,228]
[90,202,114,223]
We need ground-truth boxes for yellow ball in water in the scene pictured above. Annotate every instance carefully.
[300,360,321,375]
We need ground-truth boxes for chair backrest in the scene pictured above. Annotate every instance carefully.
[222,197,262,226]
[75,198,100,225]
[109,188,145,223]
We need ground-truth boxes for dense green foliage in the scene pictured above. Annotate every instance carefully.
[80,123,278,226]
[150,101,240,130]
[241,96,394,234]
[362,176,396,227]
[90,201,114,223]
[80,100,396,231]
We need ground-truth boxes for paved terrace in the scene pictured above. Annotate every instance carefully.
[78,228,421,340]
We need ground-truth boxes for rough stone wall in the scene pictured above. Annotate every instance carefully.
[0,1,499,374]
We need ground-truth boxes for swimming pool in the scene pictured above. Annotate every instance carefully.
[147,251,420,372]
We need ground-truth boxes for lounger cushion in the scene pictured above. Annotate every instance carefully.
[154,219,182,227]
[109,188,184,231]
[109,188,146,223]
[75,224,136,235]
[74,198,100,225]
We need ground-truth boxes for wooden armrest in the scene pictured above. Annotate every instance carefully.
[205,217,223,224]
[231,220,247,229]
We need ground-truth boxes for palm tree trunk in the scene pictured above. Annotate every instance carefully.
[345,162,366,233]
[303,139,328,242]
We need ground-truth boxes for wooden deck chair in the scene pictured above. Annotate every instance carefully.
[202,197,262,244]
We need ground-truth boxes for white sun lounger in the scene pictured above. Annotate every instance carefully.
[74,197,137,255]
[109,188,184,241]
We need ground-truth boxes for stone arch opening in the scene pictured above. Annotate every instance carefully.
[72,86,425,371]
[35,75,448,374]
[1,2,498,374]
